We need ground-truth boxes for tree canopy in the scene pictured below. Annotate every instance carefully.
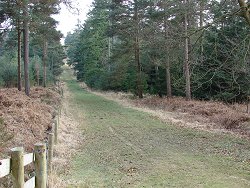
[65,0,250,102]
[0,0,66,93]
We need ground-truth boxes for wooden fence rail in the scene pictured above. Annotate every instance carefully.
[0,113,60,188]
[0,144,46,188]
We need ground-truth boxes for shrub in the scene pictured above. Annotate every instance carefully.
[0,55,17,87]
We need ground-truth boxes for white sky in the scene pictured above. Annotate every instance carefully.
[53,0,94,44]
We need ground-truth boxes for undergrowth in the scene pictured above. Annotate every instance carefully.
[0,117,13,156]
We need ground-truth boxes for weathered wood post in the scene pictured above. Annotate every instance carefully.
[54,119,58,145]
[34,143,47,188]
[11,147,24,188]
[47,133,54,174]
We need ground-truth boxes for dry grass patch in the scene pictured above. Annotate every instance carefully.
[133,97,250,133]
[86,88,250,138]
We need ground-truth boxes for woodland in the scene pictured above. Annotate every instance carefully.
[0,0,67,96]
[65,0,250,102]
[0,0,249,101]
[0,1,250,187]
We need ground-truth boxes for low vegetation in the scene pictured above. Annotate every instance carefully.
[63,69,250,187]
[0,87,61,157]
[0,87,61,188]
[134,96,250,131]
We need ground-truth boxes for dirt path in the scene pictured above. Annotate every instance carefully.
[55,68,250,188]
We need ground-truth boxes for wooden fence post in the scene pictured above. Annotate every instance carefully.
[54,119,58,145]
[47,133,54,174]
[11,147,24,188]
[34,143,47,188]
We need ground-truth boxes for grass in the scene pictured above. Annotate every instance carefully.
[62,68,250,187]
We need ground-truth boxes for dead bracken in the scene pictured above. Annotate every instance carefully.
[133,97,250,133]
[0,87,61,158]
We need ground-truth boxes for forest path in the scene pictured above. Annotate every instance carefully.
[59,67,250,188]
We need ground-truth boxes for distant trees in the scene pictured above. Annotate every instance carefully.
[0,0,65,95]
[111,0,148,98]
[66,0,250,102]
[66,0,111,88]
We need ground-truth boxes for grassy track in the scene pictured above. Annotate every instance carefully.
[63,68,250,188]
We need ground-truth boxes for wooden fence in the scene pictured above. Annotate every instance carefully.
[0,116,59,188]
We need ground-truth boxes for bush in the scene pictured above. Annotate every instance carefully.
[0,55,17,87]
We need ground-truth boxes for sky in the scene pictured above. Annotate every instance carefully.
[53,0,94,44]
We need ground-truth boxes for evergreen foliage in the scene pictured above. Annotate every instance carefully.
[66,0,250,102]
[0,0,65,90]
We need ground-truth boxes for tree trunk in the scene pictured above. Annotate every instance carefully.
[42,40,48,87]
[134,0,143,98]
[200,0,204,63]
[166,52,172,98]
[108,35,111,71]
[23,0,30,96]
[155,65,162,98]
[238,0,250,26]
[35,62,39,86]
[164,5,172,98]
[108,19,112,72]
[184,0,191,100]
[17,20,22,91]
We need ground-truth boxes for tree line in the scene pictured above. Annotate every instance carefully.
[65,0,250,102]
[0,0,68,96]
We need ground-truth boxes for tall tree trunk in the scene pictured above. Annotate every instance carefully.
[108,0,113,72]
[17,20,22,91]
[108,19,112,72]
[42,40,48,87]
[164,5,172,98]
[23,0,30,96]
[184,0,191,100]
[35,62,39,86]
[155,65,162,98]
[134,0,143,98]
[166,49,172,97]
[108,35,111,71]
[200,0,204,63]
